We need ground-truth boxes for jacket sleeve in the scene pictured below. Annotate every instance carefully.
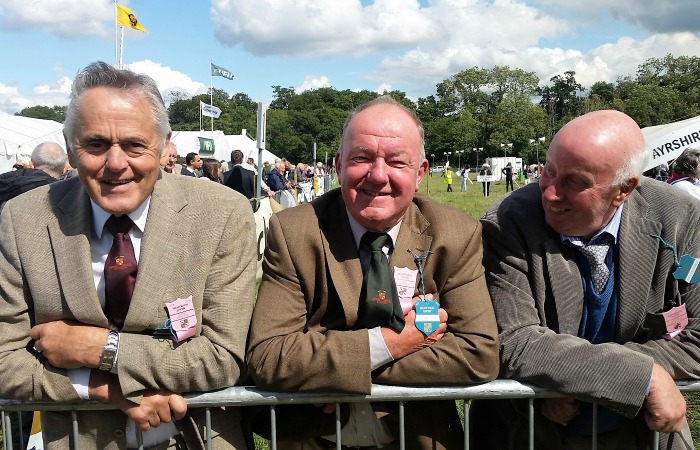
[246,213,374,394]
[372,219,500,386]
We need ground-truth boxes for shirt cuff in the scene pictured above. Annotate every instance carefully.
[67,368,91,400]
[369,327,393,371]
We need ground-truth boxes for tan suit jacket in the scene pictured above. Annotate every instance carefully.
[0,174,257,449]
[247,189,499,446]
[475,180,700,449]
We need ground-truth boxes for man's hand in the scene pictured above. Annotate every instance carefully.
[541,397,579,425]
[89,371,187,431]
[644,363,686,433]
[381,295,447,360]
[30,321,108,369]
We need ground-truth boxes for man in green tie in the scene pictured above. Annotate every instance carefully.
[247,95,499,450]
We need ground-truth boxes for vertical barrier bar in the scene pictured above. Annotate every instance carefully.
[17,412,24,450]
[591,403,598,450]
[3,411,13,450]
[399,401,405,450]
[71,410,80,450]
[206,408,212,450]
[652,431,659,449]
[1,412,5,450]
[269,405,277,450]
[528,399,534,450]
[136,428,144,450]
[335,403,342,450]
[463,400,470,450]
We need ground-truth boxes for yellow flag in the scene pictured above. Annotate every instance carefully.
[116,4,147,33]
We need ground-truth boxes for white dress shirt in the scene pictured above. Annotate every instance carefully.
[68,197,178,448]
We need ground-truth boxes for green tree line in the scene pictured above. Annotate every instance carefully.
[16,54,700,167]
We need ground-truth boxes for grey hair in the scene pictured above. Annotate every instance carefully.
[30,142,67,176]
[63,61,170,146]
[338,95,426,162]
[611,141,649,188]
[672,146,700,178]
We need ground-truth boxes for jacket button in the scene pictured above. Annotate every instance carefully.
[114,429,125,438]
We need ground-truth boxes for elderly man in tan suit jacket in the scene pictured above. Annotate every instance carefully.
[0,62,256,449]
[247,96,499,450]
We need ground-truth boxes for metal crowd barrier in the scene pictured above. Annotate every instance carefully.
[2,379,699,450]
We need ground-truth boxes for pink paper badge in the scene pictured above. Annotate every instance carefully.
[393,266,419,315]
[165,296,197,342]
[661,304,688,340]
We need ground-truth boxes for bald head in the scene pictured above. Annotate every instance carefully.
[30,142,67,179]
[539,110,649,238]
[551,110,647,188]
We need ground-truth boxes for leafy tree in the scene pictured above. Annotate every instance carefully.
[539,70,584,135]
[16,105,66,122]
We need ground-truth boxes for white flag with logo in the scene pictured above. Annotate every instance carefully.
[200,101,221,119]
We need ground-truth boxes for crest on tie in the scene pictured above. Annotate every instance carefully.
[372,290,391,304]
[114,256,125,266]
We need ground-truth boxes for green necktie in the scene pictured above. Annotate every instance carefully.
[357,232,405,332]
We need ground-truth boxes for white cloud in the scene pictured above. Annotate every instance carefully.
[0,0,112,37]
[127,60,208,102]
[296,76,331,93]
[211,0,433,56]
[375,83,392,94]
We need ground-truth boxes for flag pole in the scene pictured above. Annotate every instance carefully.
[114,1,119,66]
[209,62,214,140]
[119,27,125,69]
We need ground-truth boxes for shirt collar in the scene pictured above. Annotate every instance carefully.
[346,211,402,250]
[561,203,623,247]
[92,196,151,238]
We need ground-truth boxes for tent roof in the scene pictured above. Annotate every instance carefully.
[170,130,279,165]
[0,114,65,173]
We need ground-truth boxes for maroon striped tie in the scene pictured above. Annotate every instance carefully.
[104,215,138,329]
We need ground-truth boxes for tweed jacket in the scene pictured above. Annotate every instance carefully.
[480,179,700,417]
[0,174,256,449]
[247,188,499,394]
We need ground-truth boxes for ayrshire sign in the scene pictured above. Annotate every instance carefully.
[643,115,700,171]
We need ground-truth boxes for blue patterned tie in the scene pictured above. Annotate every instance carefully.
[578,238,611,293]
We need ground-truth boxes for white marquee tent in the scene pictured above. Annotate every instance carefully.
[0,114,66,173]
[643,114,700,171]
[170,129,279,165]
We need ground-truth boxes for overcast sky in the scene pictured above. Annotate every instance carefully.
[1,0,699,114]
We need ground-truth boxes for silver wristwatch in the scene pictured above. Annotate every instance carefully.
[98,330,119,371]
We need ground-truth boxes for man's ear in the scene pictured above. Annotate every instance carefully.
[612,176,639,207]
[64,132,77,169]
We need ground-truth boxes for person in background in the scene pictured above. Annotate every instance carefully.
[442,164,453,192]
[0,141,67,209]
[479,163,492,197]
[159,141,178,174]
[473,110,699,449]
[201,158,222,182]
[667,147,700,201]
[181,152,201,177]
[501,162,514,192]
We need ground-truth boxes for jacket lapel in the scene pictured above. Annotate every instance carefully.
[545,237,584,335]
[320,197,363,327]
[616,193,660,342]
[392,202,432,296]
[50,180,107,326]
[123,177,187,331]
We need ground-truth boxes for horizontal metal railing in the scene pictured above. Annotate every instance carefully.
[2,379,699,450]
